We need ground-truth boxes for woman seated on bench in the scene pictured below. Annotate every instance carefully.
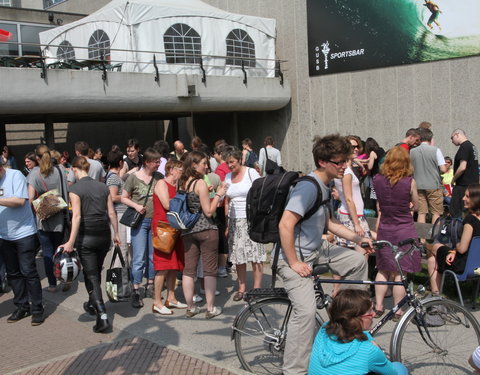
[429,183,480,294]
[308,289,408,375]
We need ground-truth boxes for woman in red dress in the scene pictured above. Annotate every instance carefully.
[151,159,186,315]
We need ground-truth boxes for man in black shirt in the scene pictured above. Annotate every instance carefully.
[450,129,479,217]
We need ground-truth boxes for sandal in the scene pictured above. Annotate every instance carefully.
[374,308,385,318]
[392,313,404,322]
[233,291,245,302]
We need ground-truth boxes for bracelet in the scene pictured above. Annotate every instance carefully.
[215,193,223,198]
[448,250,457,254]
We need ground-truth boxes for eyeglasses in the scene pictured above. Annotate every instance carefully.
[450,134,457,141]
[351,144,359,149]
[328,159,347,167]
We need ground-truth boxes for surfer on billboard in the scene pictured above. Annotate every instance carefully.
[423,0,442,31]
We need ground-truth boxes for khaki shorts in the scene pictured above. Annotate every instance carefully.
[418,189,444,217]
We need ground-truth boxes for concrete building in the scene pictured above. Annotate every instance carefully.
[1,0,479,171]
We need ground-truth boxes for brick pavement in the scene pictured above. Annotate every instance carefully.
[14,337,236,375]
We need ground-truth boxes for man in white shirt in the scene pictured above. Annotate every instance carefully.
[258,136,282,175]
[67,141,106,185]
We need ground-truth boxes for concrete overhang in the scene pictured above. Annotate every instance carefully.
[0,67,290,123]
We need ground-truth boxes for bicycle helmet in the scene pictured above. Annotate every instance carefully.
[53,247,81,283]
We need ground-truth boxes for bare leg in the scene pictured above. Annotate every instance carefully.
[166,270,178,303]
[392,272,405,314]
[252,262,264,289]
[332,274,341,297]
[182,275,195,309]
[417,213,426,224]
[154,270,167,308]
[204,275,217,312]
[375,270,389,312]
[428,244,441,293]
[236,263,247,293]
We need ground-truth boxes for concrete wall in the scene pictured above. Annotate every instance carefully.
[203,0,480,173]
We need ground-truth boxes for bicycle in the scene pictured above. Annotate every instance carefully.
[231,238,480,374]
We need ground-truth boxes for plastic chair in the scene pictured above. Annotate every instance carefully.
[440,236,480,308]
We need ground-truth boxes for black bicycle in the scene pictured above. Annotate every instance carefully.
[231,239,480,374]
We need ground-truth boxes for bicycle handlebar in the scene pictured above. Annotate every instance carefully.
[371,239,420,259]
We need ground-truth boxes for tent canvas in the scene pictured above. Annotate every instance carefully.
[39,0,277,77]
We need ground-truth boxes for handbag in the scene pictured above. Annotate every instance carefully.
[120,176,154,228]
[105,246,132,302]
[263,147,279,175]
[153,221,180,254]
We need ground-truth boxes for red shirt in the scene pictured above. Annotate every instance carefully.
[215,162,230,182]
[398,143,410,152]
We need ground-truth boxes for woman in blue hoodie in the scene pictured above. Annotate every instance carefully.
[308,289,408,375]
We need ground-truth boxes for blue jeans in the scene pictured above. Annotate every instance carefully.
[130,217,154,285]
[0,234,43,314]
[37,230,64,287]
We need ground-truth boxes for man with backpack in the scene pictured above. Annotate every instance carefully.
[278,134,373,375]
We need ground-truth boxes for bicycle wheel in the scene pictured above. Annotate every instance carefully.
[233,297,323,374]
[391,298,480,374]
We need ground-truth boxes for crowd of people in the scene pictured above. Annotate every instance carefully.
[1,123,479,374]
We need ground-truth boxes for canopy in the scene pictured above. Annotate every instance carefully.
[39,0,277,77]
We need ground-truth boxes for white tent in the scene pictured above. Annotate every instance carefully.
[39,0,277,77]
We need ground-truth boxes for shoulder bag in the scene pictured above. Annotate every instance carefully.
[105,245,132,302]
[120,176,154,228]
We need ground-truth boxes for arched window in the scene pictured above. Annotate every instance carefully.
[56,40,75,60]
[88,30,110,60]
[226,29,255,68]
[163,23,201,64]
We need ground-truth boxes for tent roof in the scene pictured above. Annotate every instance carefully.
[40,0,276,44]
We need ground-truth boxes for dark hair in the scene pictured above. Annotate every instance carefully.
[346,135,363,154]
[74,141,89,156]
[25,152,37,164]
[264,136,274,146]
[364,137,381,155]
[214,139,226,147]
[179,151,207,189]
[126,138,140,150]
[467,184,480,215]
[418,127,433,142]
[143,147,161,164]
[222,146,242,162]
[87,148,95,159]
[61,150,70,162]
[191,136,203,150]
[242,138,253,148]
[444,156,452,164]
[312,134,351,168]
[71,156,90,172]
[153,140,170,158]
[196,143,212,157]
[214,142,228,156]
[107,150,124,168]
[95,147,102,154]
[111,144,121,153]
[2,145,13,156]
[405,128,420,138]
[326,289,372,343]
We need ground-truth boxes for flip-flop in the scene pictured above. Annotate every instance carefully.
[374,308,385,318]
[233,291,245,302]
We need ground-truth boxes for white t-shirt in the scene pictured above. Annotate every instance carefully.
[225,167,260,219]
[334,167,364,216]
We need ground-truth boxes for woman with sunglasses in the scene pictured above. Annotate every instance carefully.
[333,136,372,254]
[308,289,408,374]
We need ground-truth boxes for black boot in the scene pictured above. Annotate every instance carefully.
[93,301,111,333]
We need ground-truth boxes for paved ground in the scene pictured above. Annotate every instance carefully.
[2,251,480,375]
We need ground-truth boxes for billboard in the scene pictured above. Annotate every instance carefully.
[307,0,480,76]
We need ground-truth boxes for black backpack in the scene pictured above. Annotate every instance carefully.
[246,171,326,244]
[245,150,258,168]
[430,215,463,248]
[263,147,279,175]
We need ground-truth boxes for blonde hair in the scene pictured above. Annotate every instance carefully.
[35,145,53,177]
[380,146,413,186]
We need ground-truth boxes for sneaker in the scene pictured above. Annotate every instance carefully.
[205,306,222,319]
[186,306,201,318]
[131,290,144,308]
[199,288,220,296]
[217,267,228,278]
[193,294,203,303]
[31,313,45,326]
[145,284,154,299]
[7,307,31,323]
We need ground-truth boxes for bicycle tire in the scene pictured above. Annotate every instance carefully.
[390,298,480,374]
[233,296,323,374]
